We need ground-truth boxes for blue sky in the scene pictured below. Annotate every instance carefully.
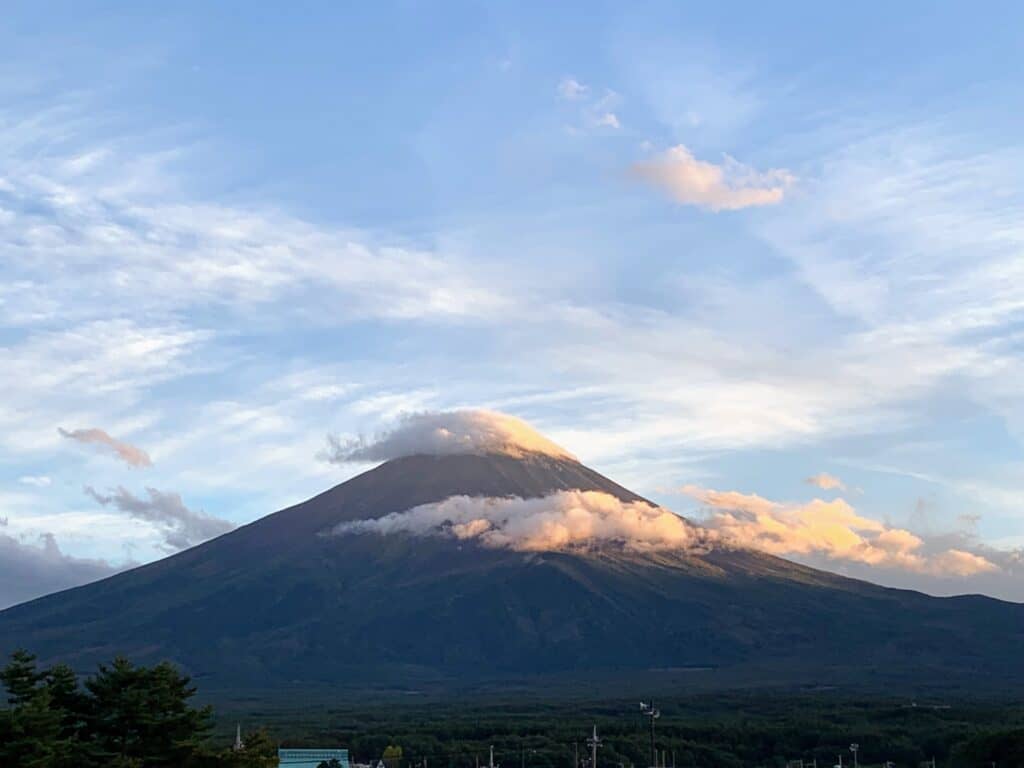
[3,1,1024,606]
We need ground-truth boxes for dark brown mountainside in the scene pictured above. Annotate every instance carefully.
[1,452,1021,693]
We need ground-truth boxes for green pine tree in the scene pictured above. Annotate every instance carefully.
[44,663,89,768]
[0,650,45,705]
[0,651,71,768]
[84,656,212,767]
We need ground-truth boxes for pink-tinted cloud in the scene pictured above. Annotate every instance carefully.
[58,427,151,467]
[806,472,845,491]
[631,145,793,211]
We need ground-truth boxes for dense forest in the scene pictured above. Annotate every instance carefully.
[226,693,1024,768]
[2,650,1023,768]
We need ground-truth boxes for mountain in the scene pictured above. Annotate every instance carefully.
[1,452,1022,694]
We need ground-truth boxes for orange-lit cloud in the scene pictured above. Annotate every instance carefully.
[328,479,1002,580]
[323,409,577,463]
[331,490,710,553]
[58,427,151,467]
[683,485,998,576]
[932,548,1000,577]
[806,472,845,491]
[631,145,793,211]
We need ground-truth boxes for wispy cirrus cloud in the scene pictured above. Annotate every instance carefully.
[0,105,507,331]
[631,145,793,211]
[1,319,205,461]
[4,56,1024,608]
[0,96,510,493]
[59,427,151,467]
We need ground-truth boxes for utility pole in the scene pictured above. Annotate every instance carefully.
[587,725,602,768]
[574,742,579,768]
[640,702,660,768]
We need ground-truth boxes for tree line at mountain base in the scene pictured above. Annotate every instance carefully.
[212,689,1024,768]
[3,650,1024,768]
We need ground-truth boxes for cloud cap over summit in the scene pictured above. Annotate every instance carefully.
[324,409,577,464]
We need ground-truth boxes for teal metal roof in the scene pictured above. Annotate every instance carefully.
[278,748,351,768]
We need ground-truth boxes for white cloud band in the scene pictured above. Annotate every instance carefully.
[329,485,1008,585]
[331,490,709,553]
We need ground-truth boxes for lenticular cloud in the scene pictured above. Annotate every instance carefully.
[331,490,709,552]
[323,409,577,463]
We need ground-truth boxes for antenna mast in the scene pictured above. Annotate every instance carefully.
[640,702,660,768]
[587,725,602,768]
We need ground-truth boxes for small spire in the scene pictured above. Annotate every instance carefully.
[234,723,244,751]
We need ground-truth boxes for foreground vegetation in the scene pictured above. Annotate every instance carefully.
[3,650,1024,767]
[0,650,276,767]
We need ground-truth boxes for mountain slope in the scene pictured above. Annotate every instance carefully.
[1,453,1021,692]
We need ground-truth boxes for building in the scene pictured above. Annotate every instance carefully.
[278,748,351,768]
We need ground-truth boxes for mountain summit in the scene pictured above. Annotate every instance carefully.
[1,445,1022,693]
